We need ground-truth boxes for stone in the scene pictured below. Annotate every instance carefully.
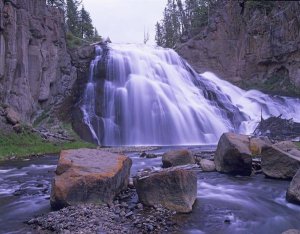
[50,149,132,210]
[286,169,300,205]
[0,0,80,123]
[199,159,216,172]
[5,107,20,125]
[282,229,300,234]
[261,141,300,179]
[162,149,195,168]
[177,1,300,97]
[12,123,22,133]
[134,166,197,213]
[214,132,252,176]
[249,137,271,155]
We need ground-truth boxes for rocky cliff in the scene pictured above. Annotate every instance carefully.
[177,1,300,97]
[0,0,77,124]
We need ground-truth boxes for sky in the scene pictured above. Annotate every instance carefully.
[83,0,168,45]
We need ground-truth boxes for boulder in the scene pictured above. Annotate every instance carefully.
[5,107,20,125]
[50,149,132,210]
[261,141,300,179]
[249,137,271,155]
[134,165,197,213]
[214,133,252,176]
[199,159,216,172]
[162,149,195,168]
[286,169,300,205]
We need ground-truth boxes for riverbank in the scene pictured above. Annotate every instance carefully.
[0,127,95,161]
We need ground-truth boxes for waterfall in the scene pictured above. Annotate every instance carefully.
[81,44,300,146]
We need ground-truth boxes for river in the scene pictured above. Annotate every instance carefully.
[0,147,299,234]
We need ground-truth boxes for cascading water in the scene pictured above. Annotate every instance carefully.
[81,44,300,146]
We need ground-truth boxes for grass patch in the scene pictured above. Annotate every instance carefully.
[295,142,300,149]
[0,130,96,160]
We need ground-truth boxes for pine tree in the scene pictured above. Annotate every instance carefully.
[92,28,102,42]
[80,6,94,39]
[66,0,81,37]
[47,0,65,8]
[155,22,165,47]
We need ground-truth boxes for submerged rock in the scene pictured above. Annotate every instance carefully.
[214,132,252,176]
[162,149,195,168]
[199,159,216,172]
[134,165,197,213]
[50,149,132,210]
[286,169,300,205]
[261,141,300,179]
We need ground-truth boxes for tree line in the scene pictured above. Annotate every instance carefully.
[47,0,101,44]
[155,0,278,48]
[155,0,220,48]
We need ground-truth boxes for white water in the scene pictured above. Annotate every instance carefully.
[81,44,300,146]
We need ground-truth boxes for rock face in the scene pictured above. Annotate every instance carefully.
[162,149,195,168]
[177,1,300,96]
[286,169,300,205]
[214,132,252,176]
[261,141,300,179]
[0,0,77,123]
[50,149,132,210]
[134,166,197,213]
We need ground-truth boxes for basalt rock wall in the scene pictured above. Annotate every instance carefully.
[177,1,300,96]
[0,0,77,123]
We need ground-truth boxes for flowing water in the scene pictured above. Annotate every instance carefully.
[81,44,300,146]
[1,150,300,234]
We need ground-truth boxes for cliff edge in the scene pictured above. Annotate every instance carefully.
[177,1,300,97]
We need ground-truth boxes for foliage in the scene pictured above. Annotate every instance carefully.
[0,127,96,160]
[246,0,275,15]
[47,0,65,8]
[46,0,102,47]
[80,6,94,40]
[66,0,82,38]
[156,0,220,48]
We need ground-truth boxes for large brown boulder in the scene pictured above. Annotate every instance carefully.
[261,141,300,179]
[50,149,132,210]
[286,169,300,205]
[162,149,195,168]
[214,133,252,176]
[134,166,197,213]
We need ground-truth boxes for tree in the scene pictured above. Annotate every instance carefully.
[143,28,150,44]
[66,0,81,37]
[155,22,164,47]
[92,28,102,42]
[80,6,94,39]
[47,0,65,8]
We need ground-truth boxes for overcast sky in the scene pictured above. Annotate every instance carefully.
[82,0,168,45]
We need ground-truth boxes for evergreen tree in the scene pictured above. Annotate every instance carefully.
[92,28,102,42]
[155,22,164,47]
[66,0,81,37]
[80,6,94,39]
[47,0,65,8]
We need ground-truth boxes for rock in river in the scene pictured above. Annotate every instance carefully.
[162,149,195,168]
[286,169,300,205]
[50,148,132,210]
[134,165,197,213]
[261,141,300,179]
[199,159,216,172]
[214,132,252,176]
